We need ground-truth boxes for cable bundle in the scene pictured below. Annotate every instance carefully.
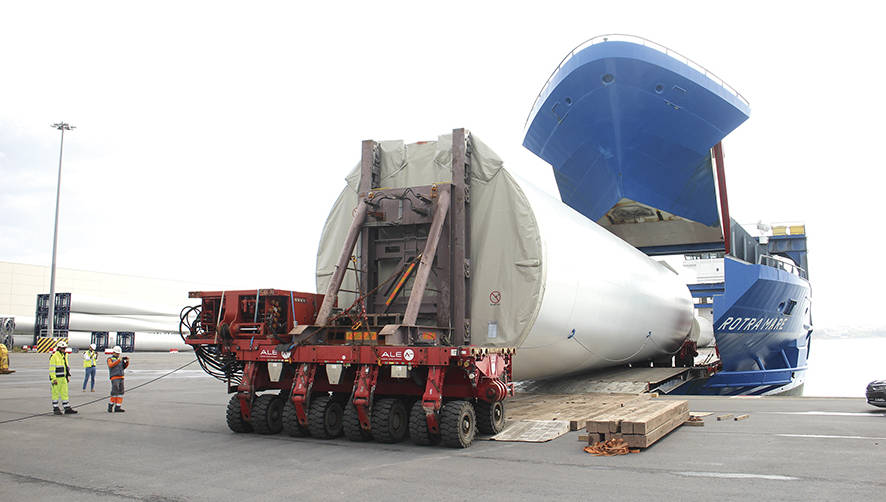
[179,305,243,384]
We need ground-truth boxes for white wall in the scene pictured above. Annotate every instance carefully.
[0,261,212,318]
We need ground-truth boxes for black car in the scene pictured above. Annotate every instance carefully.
[866,380,886,407]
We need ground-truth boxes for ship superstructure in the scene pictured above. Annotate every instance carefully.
[523,34,812,395]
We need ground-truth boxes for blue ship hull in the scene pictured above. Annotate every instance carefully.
[523,36,812,395]
[524,38,749,228]
[673,258,812,396]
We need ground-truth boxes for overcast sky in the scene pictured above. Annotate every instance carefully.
[1,2,883,330]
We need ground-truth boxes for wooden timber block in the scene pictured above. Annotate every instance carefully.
[716,414,734,421]
[734,414,750,421]
[622,400,689,435]
[585,399,663,434]
[622,409,689,448]
[507,393,653,430]
[683,418,705,427]
[690,411,713,418]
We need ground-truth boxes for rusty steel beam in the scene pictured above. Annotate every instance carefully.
[450,129,470,345]
[403,184,451,325]
[359,140,379,195]
[359,140,378,314]
[712,142,731,255]
[315,200,369,326]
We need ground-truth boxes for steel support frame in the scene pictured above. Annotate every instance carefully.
[352,364,379,430]
[422,365,447,434]
[237,361,260,421]
[403,185,451,325]
[450,128,471,345]
[309,129,473,348]
[289,362,317,426]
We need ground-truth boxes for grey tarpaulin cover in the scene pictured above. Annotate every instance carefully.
[316,134,544,348]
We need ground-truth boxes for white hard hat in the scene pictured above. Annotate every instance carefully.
[56,340,68,349]
[113,345,122,354]
[90,343,97,350]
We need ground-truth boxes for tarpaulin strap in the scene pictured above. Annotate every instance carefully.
[584,438,638,456]
[289,291,297,328]
[215,291,225,344]
[253,289,260,323]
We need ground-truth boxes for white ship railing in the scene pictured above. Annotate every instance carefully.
[759,255,808,280]
[524,33,750,126]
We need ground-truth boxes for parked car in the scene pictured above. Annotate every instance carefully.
[866,380,886,407]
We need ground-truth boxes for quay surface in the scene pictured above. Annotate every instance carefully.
[1,353,883,501]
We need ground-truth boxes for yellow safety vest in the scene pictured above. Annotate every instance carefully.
[83,350,98,368]
[49,351,69,381]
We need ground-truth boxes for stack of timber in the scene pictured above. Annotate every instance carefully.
[585,400,689,448]
[506,392,655,431]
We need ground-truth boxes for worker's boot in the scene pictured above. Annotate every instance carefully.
[108,403,113,413]
[53,407,62,415]
[64,406,78,415]
[114,406,125,413]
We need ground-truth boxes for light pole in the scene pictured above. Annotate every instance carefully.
[47,122,75,340]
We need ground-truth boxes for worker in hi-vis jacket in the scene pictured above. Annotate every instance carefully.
[49,341,78,415]
[107,345,129,412]
[82,343,98,392]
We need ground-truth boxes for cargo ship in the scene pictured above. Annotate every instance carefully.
[523,34,812,395]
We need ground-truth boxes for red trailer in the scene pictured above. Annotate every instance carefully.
[182,130,514,447]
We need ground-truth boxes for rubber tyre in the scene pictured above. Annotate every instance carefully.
[308,395,343,439]
[282,399,309,437]
[226,394,253,433]
[251,394,284,435]
[440,400,476,448]
[343,403,372,442]
[476,400,506,435]
[408,400,441,446]
[371,398,408,443]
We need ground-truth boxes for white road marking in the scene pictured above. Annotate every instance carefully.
[777,434,886,440]
[763,411,886,417]
[675,471,798,481]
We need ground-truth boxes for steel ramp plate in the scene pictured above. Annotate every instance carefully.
[485,420,571,442]
[516,367,691,395]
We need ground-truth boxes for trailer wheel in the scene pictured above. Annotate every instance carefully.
[282,399,309,437]
[408,400,440,446]
[475,399,506,435]
[226,394,253,433]
[343,403,372,442]
[308,395,343,439]
[251,394,283,435]
[440,400,476,448]
[371,398,408,443]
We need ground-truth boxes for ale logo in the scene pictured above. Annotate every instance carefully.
[379,349,414,361]
[259,348,279,357]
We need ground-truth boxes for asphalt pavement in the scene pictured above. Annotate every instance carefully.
[1,352,883,501]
